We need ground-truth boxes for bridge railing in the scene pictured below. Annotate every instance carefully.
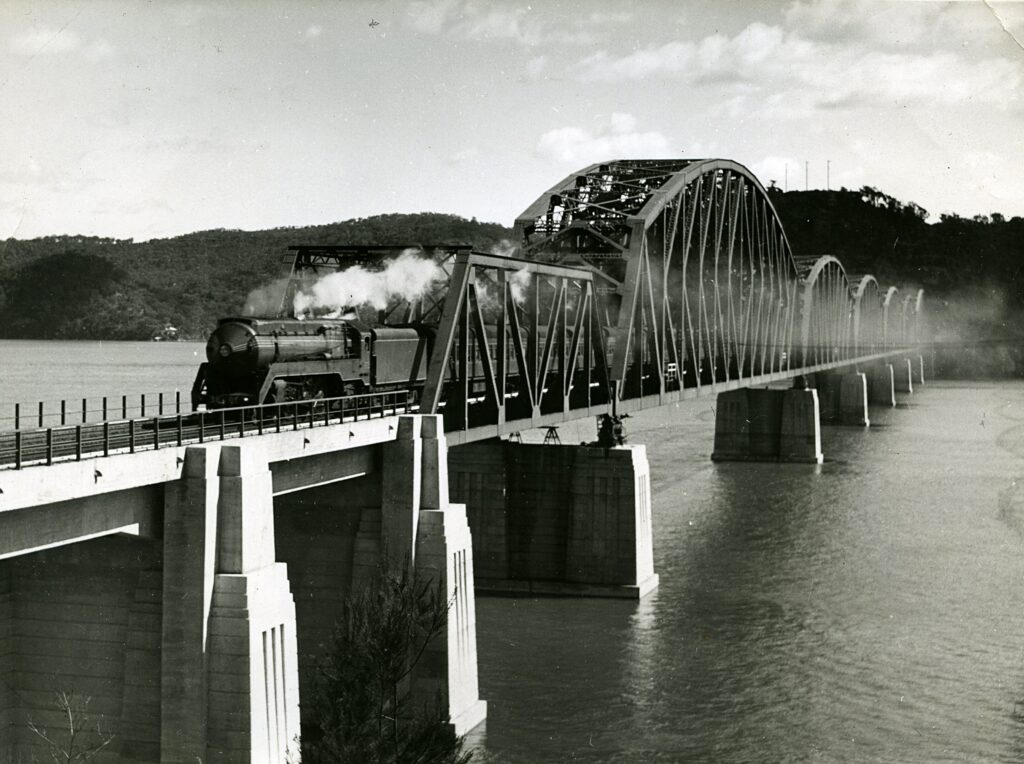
[0,390,412,471]
[1,390,188,432]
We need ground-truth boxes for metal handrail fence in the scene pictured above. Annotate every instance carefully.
[0,390,413,470]
[1,391,188,431]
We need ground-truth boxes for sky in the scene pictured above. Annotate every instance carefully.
[1,0,1022,241]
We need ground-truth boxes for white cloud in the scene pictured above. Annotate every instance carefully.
[304,25,323,39]
[586,11,634,26]
[525,55,547,77]
[9,26,82,55]
[609,112,637,133]
[537,115,671,165]
[448,146,481,165]
[406,1,598,46]
[748,156,801,192]
[576,41,693,82]
[9,26,116,59]
[407,0,457,34]
[784,0,938,48]
[84,38,116,60]
[573,19,1022,113]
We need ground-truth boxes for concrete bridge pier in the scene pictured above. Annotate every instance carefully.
[382,416,487,734]
[867,363,897,407]
[810,372,868,427]
[838,373,870,426]
[893,358,914,394]
[810,372,841,423]
[912,354,926,386]
[0,412,485,763]
[448,440,658,599]
[711,388,823,464]
[161,445,301,763]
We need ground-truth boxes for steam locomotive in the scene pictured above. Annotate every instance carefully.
[191,316,432,410]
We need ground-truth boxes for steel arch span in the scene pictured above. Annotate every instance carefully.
[507,159,923,402]
[401,159,927,440]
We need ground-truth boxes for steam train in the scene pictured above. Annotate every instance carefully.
[191,316,432,410]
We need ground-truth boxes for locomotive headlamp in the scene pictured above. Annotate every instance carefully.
[218,343,233,358]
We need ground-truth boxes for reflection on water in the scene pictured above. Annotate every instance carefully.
[468,382,1024,763]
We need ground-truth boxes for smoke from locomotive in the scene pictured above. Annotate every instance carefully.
[292,250,444,317]
[193,247,445,410]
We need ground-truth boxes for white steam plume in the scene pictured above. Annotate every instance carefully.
[292,249,444,318]
[491,239,518,258]
[243,276,295,316]
[509,267,531,305]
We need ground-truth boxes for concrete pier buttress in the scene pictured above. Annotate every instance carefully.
[448,441,659,599]
[811,372,842,423]
[567,446,657,592]
[208,446,301,762]
[912,354,926,385]
[838,373,870,427]
[894,358,914,394]
[712,388,822,463]
[868,363,896,407]
[160,446,219,762]
[385,415,487,735]
[780,389,824,463]
[162,445,301,763]
[381,416,423,566]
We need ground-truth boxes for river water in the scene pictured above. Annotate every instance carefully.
[2,340,1023,762]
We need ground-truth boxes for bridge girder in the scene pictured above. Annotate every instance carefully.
[420,253,611,433]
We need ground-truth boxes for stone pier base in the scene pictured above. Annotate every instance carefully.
[448,441,658,599]
[711,388,823,463]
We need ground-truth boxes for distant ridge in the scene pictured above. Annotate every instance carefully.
[0,195,1021,344]
[0,213,511,340]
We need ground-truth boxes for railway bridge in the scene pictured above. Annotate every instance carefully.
[0,159,926,762]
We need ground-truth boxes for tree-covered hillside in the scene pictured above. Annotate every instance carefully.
[771,186,1024,376]
[0,213,511,340]
[771,186,1024,305]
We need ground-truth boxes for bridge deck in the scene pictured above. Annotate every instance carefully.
[0,351,913,469]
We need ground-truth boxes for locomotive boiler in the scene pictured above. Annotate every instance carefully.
[191,316,431,409]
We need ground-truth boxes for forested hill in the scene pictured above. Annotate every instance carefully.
[772,186,1024,376]
[0,191,1020,342]
[0,213,511,340]
[770,186,1024,305]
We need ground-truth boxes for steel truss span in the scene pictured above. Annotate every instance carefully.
[510,158,924,399]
